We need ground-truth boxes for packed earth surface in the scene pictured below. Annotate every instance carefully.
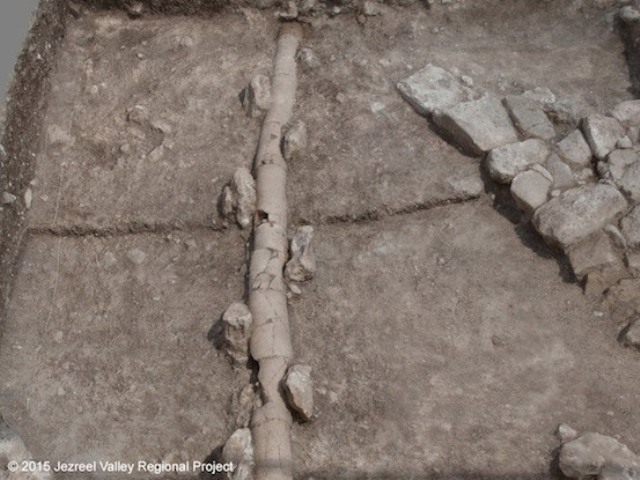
[3,0,640,479]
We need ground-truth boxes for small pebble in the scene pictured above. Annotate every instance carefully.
[127,248,147,265]
[2,192,16,204]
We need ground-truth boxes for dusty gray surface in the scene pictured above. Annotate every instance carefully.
[0,230,249,470]
[290,200,640,478]
[28,11,277,231]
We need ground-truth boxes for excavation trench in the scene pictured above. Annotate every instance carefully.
[1,2,640,480]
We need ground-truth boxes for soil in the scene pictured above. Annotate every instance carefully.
[1,1,639,479]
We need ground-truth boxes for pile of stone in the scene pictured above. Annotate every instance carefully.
[399,64,640,299]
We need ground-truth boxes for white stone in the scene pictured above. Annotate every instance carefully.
[363,0,383,15]
[285,226,317,282]
[621,318,640,349]
[546,153,576,190]
[284,364,314,422]
[222,428,254,480]
[510,168,552,215]
[605,224,628,250]
[486,139,550,184]
[435,97,519,156]
[223,168,256,230]
[532,183,628,249]
[620,6,640,24]
[521,87,556,105]
[397,63,478,117]
[608,149,640,183]
[557,130,593,169]
[243,74,272,118]
[2,192,16,204]
[622,206,640,248]
[297,48,320,71]
[559,432,640,479]
[611,100,640,126]
[627,252,640,276]
[620,160,640,204]
[618,136,633,149]
[222,303,253,364]
[566,232,622,281]
[556,423,578,443]
[582,114,626,160]
[283,120,308,160]
[503,94,556,140]
[126,248,146,265]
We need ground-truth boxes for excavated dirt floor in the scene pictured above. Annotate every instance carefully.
[1,1,640,479]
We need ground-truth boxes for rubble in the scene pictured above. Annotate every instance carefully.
[546,96,591,132]
[221,302,253,365]
[503,94,556,140]
[606,149,639,183]
[619,160,640,204]
[547,153,576,190]
[283,364,314,422]
[626,251,640,276]
[221,168,257,229]
[582,114,626,160]
[557,129,593,170]
[611,100,640,126]
[485,139,550,184]
[621,206,640,248]
[618,136,633,149]
[285,226,317,282]
[283,120,308,160]
[231,384,259,429]
[605,224,628,250]
[559,432,640,479]
[621,317,640,349]
[521,87,556,105]
[566,232,622,281]
[222,428,254,480]
[434,97,519,156]
[532,183,628,249]
[620,5,640,24]
[242,74,272,118]
[297,48,321,71]
[397,63,478,117]
[556,423,578,443]
[510,167,552,215]
[2,192,17,205]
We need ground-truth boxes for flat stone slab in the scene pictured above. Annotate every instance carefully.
[582,114,626,161]
[532,183,628,249]
[620,160,640,205]
[486,139,551,184]
[621,205,640,248]
[611,99,640,126]
[434,96,519,156]
[0,231,246,463]
[503,94,556,141]
[510,167,552,215]
[566,231,622,281]
[557,129,593,169]
[397,63,478,117]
